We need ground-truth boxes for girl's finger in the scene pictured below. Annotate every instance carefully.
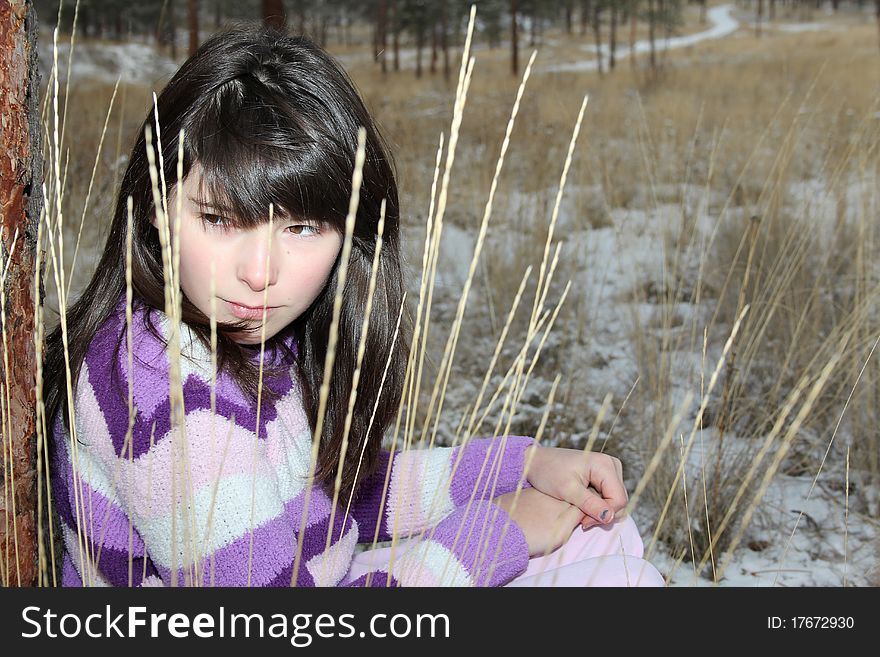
[580,517,601,531]
[591,460,628,511]
[571,482,615,525]
[558,504,587,540]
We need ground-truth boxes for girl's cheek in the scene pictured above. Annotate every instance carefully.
[293,248,340,300]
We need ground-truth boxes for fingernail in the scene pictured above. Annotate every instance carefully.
[581,523,589,532]
[600,509,608,521]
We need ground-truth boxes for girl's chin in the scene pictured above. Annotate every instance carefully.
[230,320,278,347]
[234,334,277,346]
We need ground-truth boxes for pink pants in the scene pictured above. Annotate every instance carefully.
[344,514,666,587]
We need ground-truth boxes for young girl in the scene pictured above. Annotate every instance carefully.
[44,25,665,587]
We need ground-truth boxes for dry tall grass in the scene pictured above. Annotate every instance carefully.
[13,5,880,586]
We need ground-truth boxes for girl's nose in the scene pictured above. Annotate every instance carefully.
[236,230,279,292]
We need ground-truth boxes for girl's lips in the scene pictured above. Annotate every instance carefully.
[226,300,277,320]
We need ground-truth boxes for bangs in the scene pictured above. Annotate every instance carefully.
[184,78,353,232]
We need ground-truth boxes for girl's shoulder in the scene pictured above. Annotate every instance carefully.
[82,293,168,395]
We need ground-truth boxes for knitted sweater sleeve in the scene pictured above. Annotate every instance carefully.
[348,436,537,544]
[342,436,536,586]
[342,498,531,587]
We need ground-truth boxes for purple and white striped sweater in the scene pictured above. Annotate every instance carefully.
[51,295,536,587]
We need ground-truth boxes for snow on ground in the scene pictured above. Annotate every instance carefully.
[771,22,840,33]
[544,4,741,74]
[36,32,179,88]
[399,169,879,586]
[651,468,878,587]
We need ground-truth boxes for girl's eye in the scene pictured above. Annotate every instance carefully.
[200,213,231,230]
[287,224,321,238]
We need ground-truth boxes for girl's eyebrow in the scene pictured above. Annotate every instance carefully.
[188,196,233,212]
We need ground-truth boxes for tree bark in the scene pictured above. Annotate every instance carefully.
[391,0,400,71]
[415,26,423,78]
[756,0,764,38]
[0,0,42,588]
[511,0,519,75]
[529,5,537,46]
[188,0,199,56]
[377,0,387,73]
[168,0,177,60]
[876,0,880,52]
[592,2,603,75]
[430,17,437,75]
[630,1,637,69]
[609,1,617,70]
[441,0,449,80]
[262,0,286,32]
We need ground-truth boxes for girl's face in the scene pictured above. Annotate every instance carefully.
[157,163,343,344]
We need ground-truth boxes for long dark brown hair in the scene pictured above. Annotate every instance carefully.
[43,23,413,505]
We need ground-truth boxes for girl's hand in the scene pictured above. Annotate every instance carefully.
[524,445,628,530]
[492,488,586,557]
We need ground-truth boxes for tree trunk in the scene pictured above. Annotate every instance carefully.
[580,0,589,36]
[430,19,437,75]
[756,0,763,37]
[80,4,89,38]
[511,0,519,75]
[609,1,617,70]
[0,0,42,588]
[262,0,286,32]
[876,0,880,52]
[391,0,400,71]
[565,0,573,33]
[168,0,177,60]
[377,0,387,73]
[592,3,603,75]
[415,27,423,78]
[441,0,449,80]
[700,0,707,24]
[529,6,537,47]
[630,2,637,69]
[215,0,223,29]
[188,0,199,56]
[648,0,656,69]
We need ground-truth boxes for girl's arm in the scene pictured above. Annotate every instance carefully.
[59,398,530,587]
[347,435,537,544]
[341,498,530,587]
[59,307,534,587]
